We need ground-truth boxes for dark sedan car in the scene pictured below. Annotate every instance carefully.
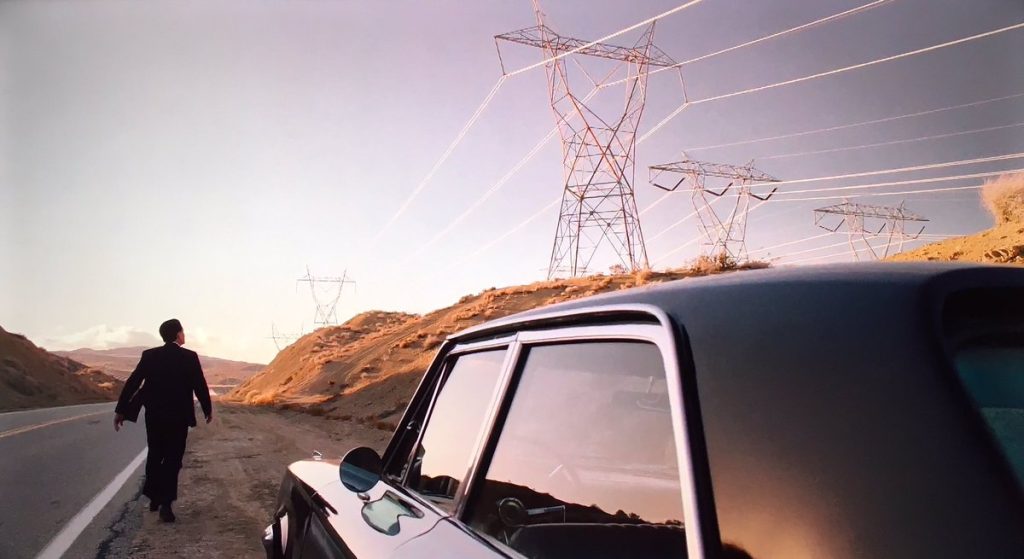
[263,263,1024,559]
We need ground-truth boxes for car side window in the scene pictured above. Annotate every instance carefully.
[405,349,506,512]
[463,341,686,559]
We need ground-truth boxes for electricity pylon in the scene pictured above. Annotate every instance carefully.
[296,266,356,327]
[650,157,779,261]
[495,1,677,278]
[268,322,304,352]
[814,199,928,260]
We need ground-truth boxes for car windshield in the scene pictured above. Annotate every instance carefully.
[953,344,1024,489]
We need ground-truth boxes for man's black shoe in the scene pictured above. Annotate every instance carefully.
[149,501,160,512]
[159,504,176,523]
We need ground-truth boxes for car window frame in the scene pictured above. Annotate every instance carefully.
[383,305,708,559]
[453,307,707,559]
[392,336,516,516]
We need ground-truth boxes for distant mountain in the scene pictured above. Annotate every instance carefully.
[56,347,265,386]
[0,326,124,412]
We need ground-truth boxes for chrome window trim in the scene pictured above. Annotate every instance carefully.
[384,334,516,473]
[395,341,513,520]
[452,338,524,514]
[449,304,660,343]
[449,304,706,559]
[445,335,517,356]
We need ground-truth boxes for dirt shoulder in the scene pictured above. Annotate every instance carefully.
[103,402,391,559]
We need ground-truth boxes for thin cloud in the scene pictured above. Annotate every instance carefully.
[44,325,160,351]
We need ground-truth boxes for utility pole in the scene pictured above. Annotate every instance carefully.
[649,157,779,261]
[814,199,928,260]
[296,266,356,327]
[495,0,678,278]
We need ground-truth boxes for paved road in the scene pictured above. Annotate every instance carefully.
[0,402,147,559]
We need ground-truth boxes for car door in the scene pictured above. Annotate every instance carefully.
[394,319,708,559]
[310,340,513,558]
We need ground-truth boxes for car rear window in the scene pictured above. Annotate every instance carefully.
[945,288,1024,491]
[954,346,1024,488]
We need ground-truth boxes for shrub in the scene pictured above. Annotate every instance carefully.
[689,252,737,274]
[981,173,1024,225]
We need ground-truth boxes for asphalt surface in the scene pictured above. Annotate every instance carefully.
[0,402,148,559]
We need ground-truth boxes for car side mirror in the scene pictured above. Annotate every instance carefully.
[339,446,382,493]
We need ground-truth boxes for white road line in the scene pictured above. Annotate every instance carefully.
[0,401,113,418]
[35,447,147,559]
[0,411,110,440]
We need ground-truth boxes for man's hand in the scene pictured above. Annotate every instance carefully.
[114,413,125,432]
[205,413,213,424]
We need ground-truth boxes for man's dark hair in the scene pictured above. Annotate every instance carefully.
[159,319,183,343]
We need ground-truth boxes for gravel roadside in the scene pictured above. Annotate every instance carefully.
[100,402,391,558]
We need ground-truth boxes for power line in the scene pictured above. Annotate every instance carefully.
[814,200,929,260]
[786,244,879,265]
[414,0,882,250]
[777,238,856,259]
[502,0,705,78]
[441,197,561,276]
[416,83,608,254]
[640,191,674,216]
[784,237,939,265]
[758,122,1024,161]
[603,0,893,89]
[381,1,706,242]
[415,11,1024,272]
[653,236,702,266]
[418,125,560,253]
[640,21,1024,142]
[647,196,722,243]
[648,159,779,261]
[374,76,507,240]
[731,152,1024,190]
[771,168,1023,198]
[785,236,962,265]
[774,182,991,203]
[748,232,834,255]
[682,91,1024,152]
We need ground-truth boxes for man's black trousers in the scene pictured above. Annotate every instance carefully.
[143,413,189,505]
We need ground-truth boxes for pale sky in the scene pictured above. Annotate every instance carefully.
[2,0,1022,363]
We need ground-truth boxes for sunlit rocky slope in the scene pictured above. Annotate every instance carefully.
[0,326,124,412]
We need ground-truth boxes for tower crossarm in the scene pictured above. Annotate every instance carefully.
[495,24,676,67]
[650,159,779,183]
[813,201,929,222]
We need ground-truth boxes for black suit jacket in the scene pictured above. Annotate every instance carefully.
[115,343,213,427]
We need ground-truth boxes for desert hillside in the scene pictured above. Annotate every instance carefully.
[228,263,762,429]
[890,173,1024,264]
[57,346,264,386]
[0,326,124,412]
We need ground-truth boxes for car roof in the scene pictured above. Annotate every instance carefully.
[452,262,1024,342]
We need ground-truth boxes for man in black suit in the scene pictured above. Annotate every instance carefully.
[114,318,213,523]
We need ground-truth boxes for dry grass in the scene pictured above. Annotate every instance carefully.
[688,252,737,274]
[982,173,1024,225]
[890,172,1024,265]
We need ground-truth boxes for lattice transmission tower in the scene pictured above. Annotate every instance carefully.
[268,322,304,352]
[814,199,928,260]
[649,157,779,261]
[296,266,356,327]
[495,1,678,278]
